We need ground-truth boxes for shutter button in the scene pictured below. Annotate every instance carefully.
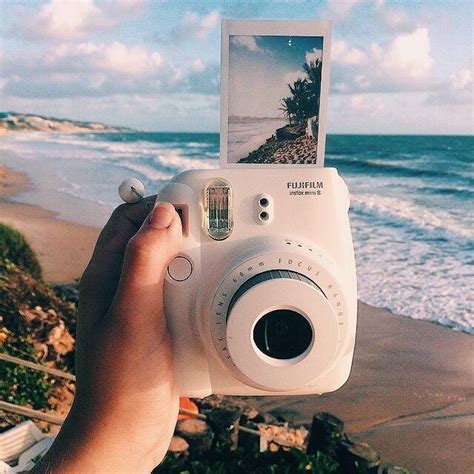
[167,256,193,282]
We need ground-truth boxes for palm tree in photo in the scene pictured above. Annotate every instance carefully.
[279,96,296,125]
[279,56,323,130]
[288,78,310,125]
[303,58,322,112]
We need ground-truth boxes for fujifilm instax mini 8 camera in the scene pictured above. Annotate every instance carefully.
[155,19,356,397]
[158,168,357,397]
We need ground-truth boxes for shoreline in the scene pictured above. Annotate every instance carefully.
[1,164,473,473]
[0,165,100,283]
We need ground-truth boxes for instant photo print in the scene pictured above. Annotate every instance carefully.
[220,20,332,168]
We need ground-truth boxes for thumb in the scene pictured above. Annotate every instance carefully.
[111,202,183,326]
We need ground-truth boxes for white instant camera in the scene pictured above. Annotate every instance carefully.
[158,168,357,397]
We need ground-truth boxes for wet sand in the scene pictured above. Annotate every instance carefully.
[0,165,99,283]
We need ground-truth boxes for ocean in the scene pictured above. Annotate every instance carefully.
[1,132,473,334]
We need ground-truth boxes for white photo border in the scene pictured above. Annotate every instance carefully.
[220,19,332,168]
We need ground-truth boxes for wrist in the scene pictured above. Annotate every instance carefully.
[33,403,158,473]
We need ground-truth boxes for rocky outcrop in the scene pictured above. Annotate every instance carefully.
[0,112,133,133]
[239,133,319,165]
[275,124,306,141]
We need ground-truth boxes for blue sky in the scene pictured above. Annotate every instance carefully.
[0,0,472,134]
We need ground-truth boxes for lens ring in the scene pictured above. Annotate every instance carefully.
[253,309,313,360]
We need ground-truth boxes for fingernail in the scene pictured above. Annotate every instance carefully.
[148,202,175,229]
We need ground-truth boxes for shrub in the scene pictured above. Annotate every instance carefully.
[0,339,51,409]
[155,443,339,473]
[0,223,42,279]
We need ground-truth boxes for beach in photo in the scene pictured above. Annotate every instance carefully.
[227,35,324,165]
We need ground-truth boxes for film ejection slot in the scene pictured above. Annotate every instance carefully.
[204,179,233,240]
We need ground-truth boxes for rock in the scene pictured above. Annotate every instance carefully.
[338,440,381,473]
[306,412,344,457]
[380,464,409,473]
[244,407,259,421]
[168,435,189,454]
[175,419,213,455]
[258,422,308,451]
[47,321,75,355]
[207,407,241,449]
[0,112,134,133]
[275,124,306,140]
[238,420,260,451]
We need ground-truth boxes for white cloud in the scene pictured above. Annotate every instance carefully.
[374,27,433,80]
[329,91,473,135]
[349,93,385,116]
[182,10,220,40]
[331,40,367,65]
[231,36,260,52]
[332,82,351,93]
[50,41,162,76]
[305,48,323,64]
[283,70,307,86]
[22,0,148,40]
[379,8,413,32]
[98,42,162,75]
[1,38,220,100]
[191,58,206,73]
[169,67,185,83]
[26,0,105,40]
[374,0,415,33]
[427,68,473,106]
[331,27,435,94]
[450,69,472,91]
[355,74,371,89]
[325,0,363,19]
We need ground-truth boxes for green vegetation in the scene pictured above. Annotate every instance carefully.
[0,339,51,409]
[0,238,75,421]
[0,223,42,279]
[156,444,339,474]
[279,58,322,126]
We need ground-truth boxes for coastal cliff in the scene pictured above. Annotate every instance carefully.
[0,112,132,133]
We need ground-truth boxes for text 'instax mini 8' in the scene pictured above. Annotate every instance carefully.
[158,20,357,397]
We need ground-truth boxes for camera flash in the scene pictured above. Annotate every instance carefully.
[204,179,233,240]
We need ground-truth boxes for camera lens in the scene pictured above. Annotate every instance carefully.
[253,310,313,360]
[259,197,269,207]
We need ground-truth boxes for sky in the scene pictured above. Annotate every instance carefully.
[0,0,472,134]
[229,35,324,118]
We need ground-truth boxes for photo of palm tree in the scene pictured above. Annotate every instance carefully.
[227,34,324,165]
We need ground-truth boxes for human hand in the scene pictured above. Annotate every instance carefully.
[33,199,183,473]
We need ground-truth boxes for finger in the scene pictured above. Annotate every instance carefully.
[78,195,156,333]
[95,195,157,256]
[109,202,183,335]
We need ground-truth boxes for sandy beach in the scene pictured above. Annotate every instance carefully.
[1,164,472,473]
[0,166,99,283]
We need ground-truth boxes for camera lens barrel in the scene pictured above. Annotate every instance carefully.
[224,271,339,391]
